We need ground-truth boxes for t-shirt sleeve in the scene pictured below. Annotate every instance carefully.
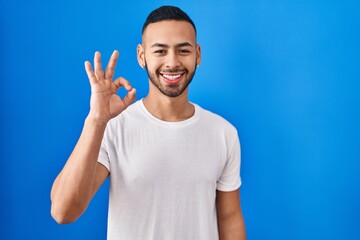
[216,135,241,191]
[98,139,110,172]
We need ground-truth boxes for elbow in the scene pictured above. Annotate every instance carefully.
[52,215,74,225]
[50,201,82,224]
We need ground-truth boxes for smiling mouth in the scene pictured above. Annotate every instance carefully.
[160,72,185,84]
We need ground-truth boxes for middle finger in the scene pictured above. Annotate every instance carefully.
[94,51,104,80]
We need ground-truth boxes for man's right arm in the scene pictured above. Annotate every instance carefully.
[50,117,108,224]
[50,50,136,224]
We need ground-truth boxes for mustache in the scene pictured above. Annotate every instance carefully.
[157,68,187,73]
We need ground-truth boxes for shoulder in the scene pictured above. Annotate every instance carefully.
[195,104,238,134]
[195,104,240,154]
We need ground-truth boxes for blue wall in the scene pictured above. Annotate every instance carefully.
[1,0,359,239]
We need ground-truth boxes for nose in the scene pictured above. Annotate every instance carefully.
[164,50,180,69]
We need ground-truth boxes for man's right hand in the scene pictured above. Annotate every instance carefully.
[85,50,136,124]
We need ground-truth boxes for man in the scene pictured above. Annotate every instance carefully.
[51,5,246,240]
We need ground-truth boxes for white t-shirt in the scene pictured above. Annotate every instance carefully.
[98,99,241,240]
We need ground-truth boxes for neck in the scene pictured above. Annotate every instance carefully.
[143,86,194,122]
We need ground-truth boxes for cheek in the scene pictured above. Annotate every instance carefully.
[146,64,159,74]
[183,56,197,67]
[144,56,161,71]
[185,60,197,71]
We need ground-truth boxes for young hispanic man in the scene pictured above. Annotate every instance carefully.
[51,5,246,240]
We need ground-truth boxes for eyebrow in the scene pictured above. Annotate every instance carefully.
[150,42,194,48]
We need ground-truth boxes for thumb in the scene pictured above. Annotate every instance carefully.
[123,88,136,108]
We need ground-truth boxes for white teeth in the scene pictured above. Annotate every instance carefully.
[163,74,181,80]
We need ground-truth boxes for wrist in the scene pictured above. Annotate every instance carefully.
[85,113,109,129]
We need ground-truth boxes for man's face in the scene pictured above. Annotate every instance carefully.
[138,20,201,98]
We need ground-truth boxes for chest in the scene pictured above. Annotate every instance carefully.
[109,124,227,190]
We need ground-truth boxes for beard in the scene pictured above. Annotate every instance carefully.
[144,61,196,98]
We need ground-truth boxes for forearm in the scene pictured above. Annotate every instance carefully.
[50,116,107,223]
[218,212,246,240]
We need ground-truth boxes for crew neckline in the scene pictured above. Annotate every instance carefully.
[138,99,200,128]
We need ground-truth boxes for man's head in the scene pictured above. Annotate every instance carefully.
[137,6,201,98]
[142,6,197,37]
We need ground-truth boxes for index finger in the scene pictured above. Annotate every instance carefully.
[105,50,119,80]
[113,77,132,91]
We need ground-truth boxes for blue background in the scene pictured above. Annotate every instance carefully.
[1,0,359,239]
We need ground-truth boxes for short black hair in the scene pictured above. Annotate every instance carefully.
[142,6,196,35]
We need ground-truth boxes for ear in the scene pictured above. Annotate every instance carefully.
[196,44,202,67]
[137,44,145,68]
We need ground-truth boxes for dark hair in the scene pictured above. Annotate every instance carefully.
[142,6,196,35]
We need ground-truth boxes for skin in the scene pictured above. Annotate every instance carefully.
[137,20,201,122]
[50,50,136,223]
[50,20,246,239]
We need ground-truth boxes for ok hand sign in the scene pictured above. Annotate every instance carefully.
[85,50,136,124]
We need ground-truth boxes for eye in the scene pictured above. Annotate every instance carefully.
[178,49,191,54]
[154,49,166,54]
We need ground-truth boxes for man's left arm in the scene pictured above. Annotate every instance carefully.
[216,189,246,240]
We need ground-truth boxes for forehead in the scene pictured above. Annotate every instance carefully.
[142,20,196,46]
